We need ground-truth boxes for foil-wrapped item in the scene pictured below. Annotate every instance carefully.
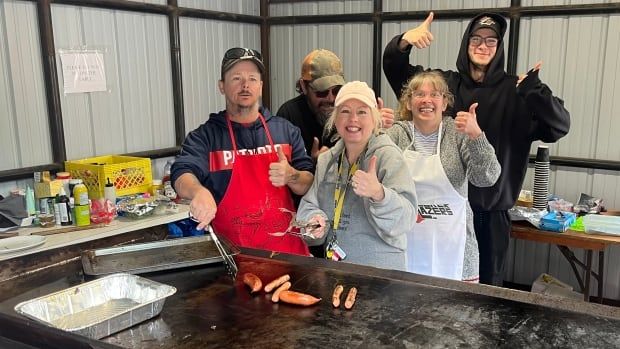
[509,206,547,228]
[116,195,159,219]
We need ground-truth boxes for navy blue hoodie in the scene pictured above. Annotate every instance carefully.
[383,12,570,211]
[171,107,313,204]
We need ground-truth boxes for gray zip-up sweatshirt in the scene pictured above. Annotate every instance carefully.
[386,117,500,280]
[297,133,418,271]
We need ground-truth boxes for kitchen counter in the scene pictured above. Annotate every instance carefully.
[0,205,189,262]
[1,248,619,348]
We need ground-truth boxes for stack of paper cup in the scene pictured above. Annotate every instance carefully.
[533,145,550,211]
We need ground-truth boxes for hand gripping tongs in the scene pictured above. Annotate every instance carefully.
[190,213,238,279]
[207,225,238,279]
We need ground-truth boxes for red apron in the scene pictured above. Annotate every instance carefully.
[211,114,310,256]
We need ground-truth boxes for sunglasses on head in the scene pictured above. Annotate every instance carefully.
[307,83,342,98]
[223,47,262,61]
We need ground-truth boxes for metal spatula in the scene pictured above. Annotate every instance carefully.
[207,225,238,279]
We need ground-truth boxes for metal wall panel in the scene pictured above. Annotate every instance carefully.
[270,23,374,114]
[517,15,617,160]
[383,0,510,12]
[381,19,509,110]
[270,0,373,17]
[134,0,166,5]
[51,5,175,160]
[179,0,260,16]
[0,0,52,171]
[179,18,260,132]
[522,0,612,5]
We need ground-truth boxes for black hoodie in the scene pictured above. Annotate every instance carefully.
[383,13,570,211]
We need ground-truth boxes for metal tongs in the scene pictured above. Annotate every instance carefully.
[190,213,238,279]
[268,208,326,239]
[207,225,238,279]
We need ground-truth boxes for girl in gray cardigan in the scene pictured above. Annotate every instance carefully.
[297,81,417,271]
[387,71,500,281]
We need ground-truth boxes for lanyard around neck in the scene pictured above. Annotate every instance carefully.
[333,150,360,230]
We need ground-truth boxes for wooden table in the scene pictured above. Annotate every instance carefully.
[511,222,620,302]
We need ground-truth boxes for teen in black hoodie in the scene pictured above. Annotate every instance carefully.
[383,12,570,286]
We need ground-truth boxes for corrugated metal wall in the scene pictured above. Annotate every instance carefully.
[270,23,374,113]
[178,0,260,16]
[179,18,260,131]
[0,0,52,171]
[270,0,373,16]
[269,0,374,113]
[50,4,175,160]
[383,0,510,11]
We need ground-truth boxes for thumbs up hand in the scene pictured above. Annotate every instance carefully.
[401,12,435,50]
[455,103,482,139]
[310,137,329,161]
[351,155,385,202]
[269,146,296,187]
[378,97,395,129]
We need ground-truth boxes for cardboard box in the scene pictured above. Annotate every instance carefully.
[34,180,63,199]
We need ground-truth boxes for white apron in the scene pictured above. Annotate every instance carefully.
[404,122,467,280]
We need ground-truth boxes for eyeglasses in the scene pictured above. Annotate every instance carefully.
[412,91,443,99]
[469,35,499,47]
[308,84,342,98]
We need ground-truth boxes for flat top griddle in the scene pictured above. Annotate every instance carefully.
[1,250,619,348]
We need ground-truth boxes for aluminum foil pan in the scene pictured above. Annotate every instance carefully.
[14,273,176,339]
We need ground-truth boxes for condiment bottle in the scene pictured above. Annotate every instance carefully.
[57,187,72,226]
[73,182,90,226]
[56,171,71,198]
[73,181,88,206]
[104,178,116,204]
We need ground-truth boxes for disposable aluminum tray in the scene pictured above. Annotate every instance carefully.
[14,273,176,339]
[81,235,238,276]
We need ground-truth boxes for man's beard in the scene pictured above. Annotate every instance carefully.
[315,103,334,125]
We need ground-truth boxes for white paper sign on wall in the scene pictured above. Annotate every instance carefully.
[60,50,107,94]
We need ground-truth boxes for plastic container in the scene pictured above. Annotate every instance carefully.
[26,186,36,216]
[56,172,72,198]
[163,160,173,184]
[64,155,152,199]
[162,160,177,200]
[151,179,163,196]
[68,179,83,198]
[104,178,116,204]
[73,182,89,206]
[583,214,620,235]
[74,205,90,226]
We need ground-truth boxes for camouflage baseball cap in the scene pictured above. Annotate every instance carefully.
[301,49,345,92]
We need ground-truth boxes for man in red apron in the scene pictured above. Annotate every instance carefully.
[171,48,314,256]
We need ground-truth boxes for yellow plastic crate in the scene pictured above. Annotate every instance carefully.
[65,155,152,199]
